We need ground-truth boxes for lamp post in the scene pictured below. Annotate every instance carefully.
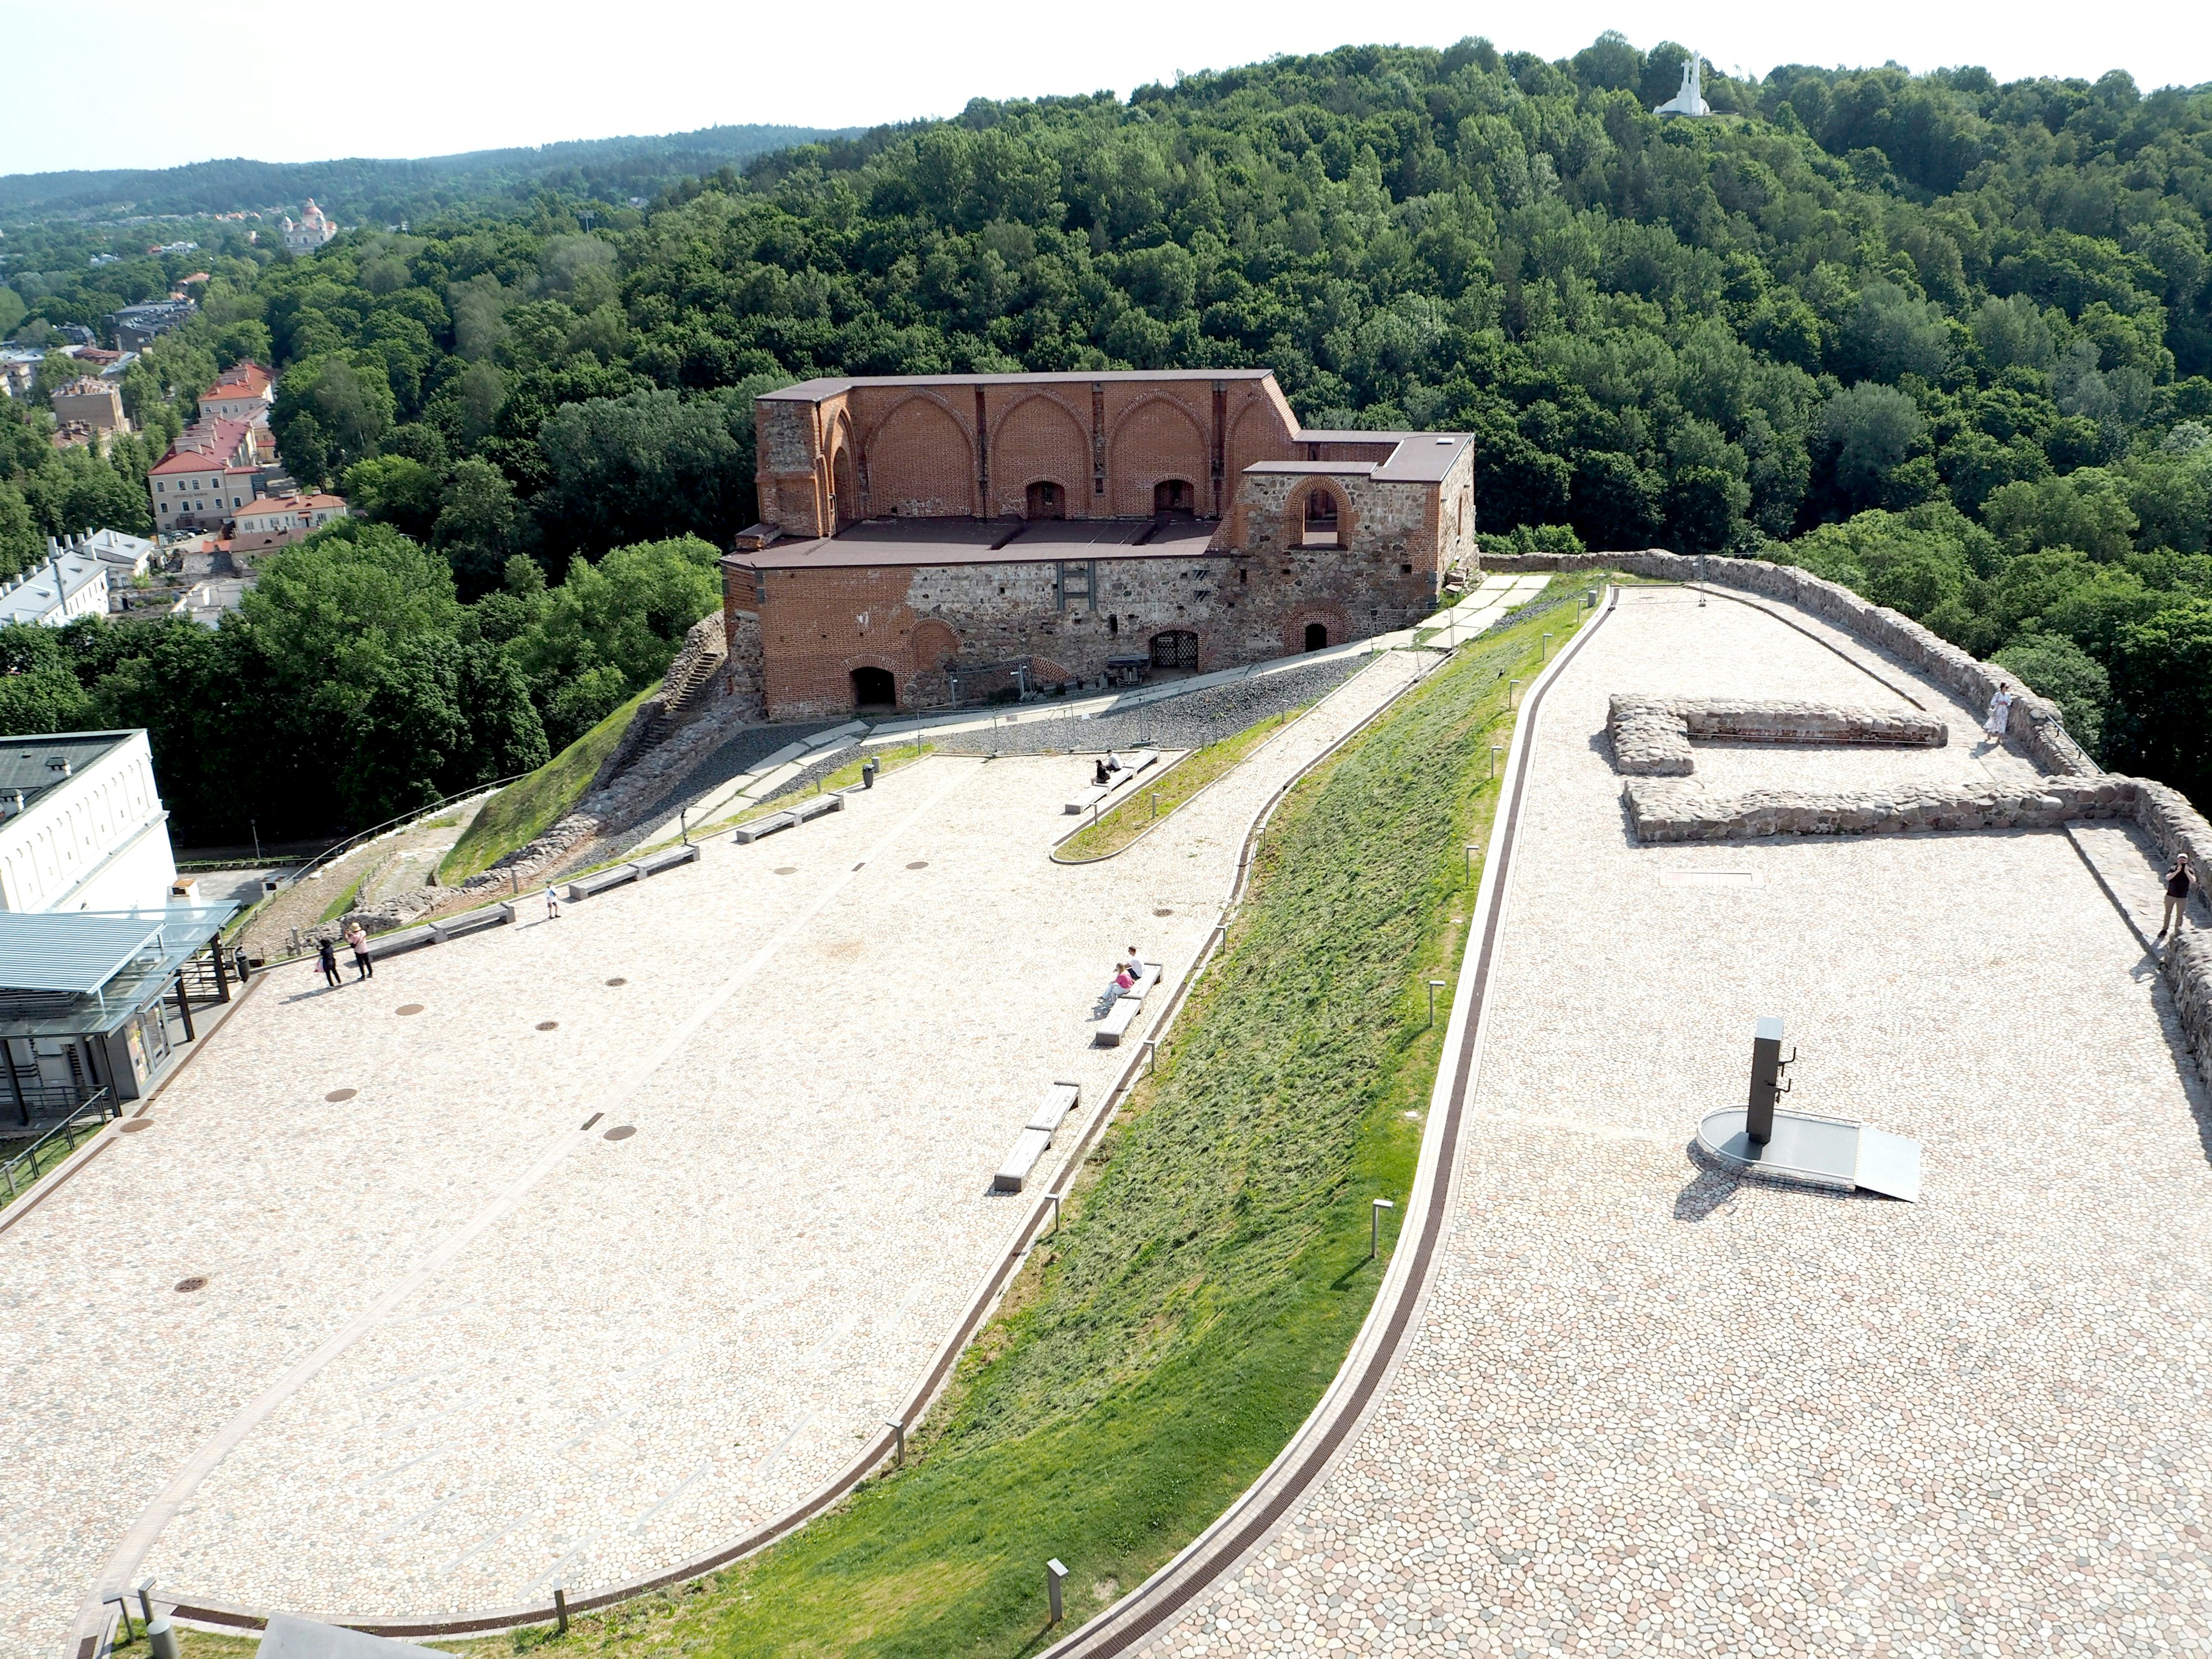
[1370,1197,1394,1260]
[1427,979,1446,1027]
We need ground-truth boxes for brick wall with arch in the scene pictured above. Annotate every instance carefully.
[862,394,974,517]
[1106,395,1210,518]
[990,392,1091,518]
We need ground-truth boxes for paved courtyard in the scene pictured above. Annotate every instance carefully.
[1141,586,2212,1657]
[0,652,1421,1656]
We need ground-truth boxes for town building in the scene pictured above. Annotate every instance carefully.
[282,199,337,254]
[107,298,195,353]
[147,416,270,533]
[724,369,1478,719]
[231,491,348,552]
[0,729,237,1112]
[44,529,158,582]
[0,549,108,627]
[48,376,127,434]
[198,360,273,425]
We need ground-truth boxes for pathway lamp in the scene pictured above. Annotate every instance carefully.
[1508,678,1521,707]
[1464,843,1480,887]
[1047,1559,1069,1626]
[1370,1197,1394,1260]
[887,1418,906,1466]
[1427,979,1446,1027]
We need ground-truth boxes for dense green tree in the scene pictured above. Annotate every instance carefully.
[1994,632,2113,757]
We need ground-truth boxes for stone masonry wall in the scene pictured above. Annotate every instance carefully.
[1607,695,1948,775]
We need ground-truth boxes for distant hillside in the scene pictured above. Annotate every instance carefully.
[0,125,863,222]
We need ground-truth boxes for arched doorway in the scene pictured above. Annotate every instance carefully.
[1300,488,1342,547]
[1150,630,1199,672]
[831,441,858,529]
[1304,622,1330,652]
[1153,479,1196,518]
[1025,480,1065,520]
[850,666,896,709]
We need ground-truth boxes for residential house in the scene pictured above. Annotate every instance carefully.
[198,361,273,425]
[46,530,158,582]
[50,377,127,434]
[232,492,348,552]
[107,298,195,353]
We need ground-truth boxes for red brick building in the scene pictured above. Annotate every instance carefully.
[725,370,1478,718]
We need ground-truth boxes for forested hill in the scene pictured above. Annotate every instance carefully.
[0,124,861,224]
[6,34,2212,834]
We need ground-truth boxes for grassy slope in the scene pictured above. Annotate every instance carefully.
[438,687,653,883]
[415,591,1583,1659]
[1058,695,1324,861]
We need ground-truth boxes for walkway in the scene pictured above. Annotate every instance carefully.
[1138,586,2212,1657]
[0,652,1422,1657]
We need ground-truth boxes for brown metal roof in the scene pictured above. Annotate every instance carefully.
[722,516,1225,571]
[760,369,1281,402]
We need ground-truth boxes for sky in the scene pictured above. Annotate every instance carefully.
[4,0,2208,177]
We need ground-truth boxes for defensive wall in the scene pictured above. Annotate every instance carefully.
[727,372,1479,719]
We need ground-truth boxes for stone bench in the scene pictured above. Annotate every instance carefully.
[732,811,797,844]
[1063,751,1162,814]
[430,903,514,943]
[794,794,844,823]
[366,924,438,960]
[565,862,643,902]
[1093,963,1161,1046]
[635,843,701,876]
[995,1081,1083,1192]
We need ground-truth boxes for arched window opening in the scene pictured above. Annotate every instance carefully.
[850,666,896,709]
[1300,487,1344,548]
[1304,622,1330,652]
[1153,479,1195,518]
[1026,480,1065,520]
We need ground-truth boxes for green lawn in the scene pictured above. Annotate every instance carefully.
[439,687,654,883]
[1054,687,1335,861]
[315,867,369,924]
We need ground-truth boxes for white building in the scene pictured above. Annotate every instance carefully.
[48,530,158,582]
[0,730,179,914]
[233,491,349,551]
[0,550,108,626]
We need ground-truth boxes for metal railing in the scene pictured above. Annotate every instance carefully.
[1,1088,118,1208]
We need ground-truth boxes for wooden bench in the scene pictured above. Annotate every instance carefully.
[995,1081,1083,1192]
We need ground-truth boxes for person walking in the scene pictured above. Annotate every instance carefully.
[2157,854,2196,944]
[316,935,342,988]
[1983,685,2015,745]
[346,921,374,980]
[544,882,561,921]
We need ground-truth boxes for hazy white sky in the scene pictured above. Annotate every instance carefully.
[5,0,2206,177]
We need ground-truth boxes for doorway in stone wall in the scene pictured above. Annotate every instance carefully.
[1026,480,1065,520]
[850,666,896,709]
[1305,621,1330,652]
[1153,479,1195,517]
[1150,630,1199,675]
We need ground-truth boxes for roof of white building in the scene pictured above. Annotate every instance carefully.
[0,551,106,626]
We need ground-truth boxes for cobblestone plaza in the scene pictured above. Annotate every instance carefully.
[0,656,1418,1658]
[1139,588,2212,1658]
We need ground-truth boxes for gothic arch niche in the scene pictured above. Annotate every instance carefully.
[1283,606,1349,658]
[827,414,859,529]
[991,393,1090,518]
[1025,480,1066,520]
[1108,396,1209,518]
[864,395,974,517]
[909,619,959,673]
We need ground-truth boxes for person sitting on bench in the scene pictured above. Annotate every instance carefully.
[1096,961,1137,1016]
[1093,757,1112,786]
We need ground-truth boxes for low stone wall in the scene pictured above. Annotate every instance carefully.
[1623,775,2140,842]
[1607,695,1946,777]
[1478,549,2097,777]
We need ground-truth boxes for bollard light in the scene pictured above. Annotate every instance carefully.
[1427,979,1446,1027]
[1047,1558,1069,1625]
[887,1418,906,1466]
[1542,632,1553,661]
[1370,1197,1395,1260]
[1464,843,1480,887]
[1141,1039,1157,1078]
[1045,1191,1062,1238]
[1508,677,1521,707]
[104,1594,135,1646]
[1489,746,1500,779]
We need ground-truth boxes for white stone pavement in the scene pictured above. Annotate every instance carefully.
[1138,586,2212,1657]
[0,649,1422,1658]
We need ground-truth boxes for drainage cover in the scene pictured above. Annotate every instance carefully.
[906,861,929,869]
[605,977,628,986]
[536,1021,558,1031]
[603,1124,637,1141]
[119,1118,155,1133]
[174,1277,207,1293]
[396,1004,424,1016]
[1154,908,1173,917]
[324,1089,357,1103]
[774,866,797,875]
